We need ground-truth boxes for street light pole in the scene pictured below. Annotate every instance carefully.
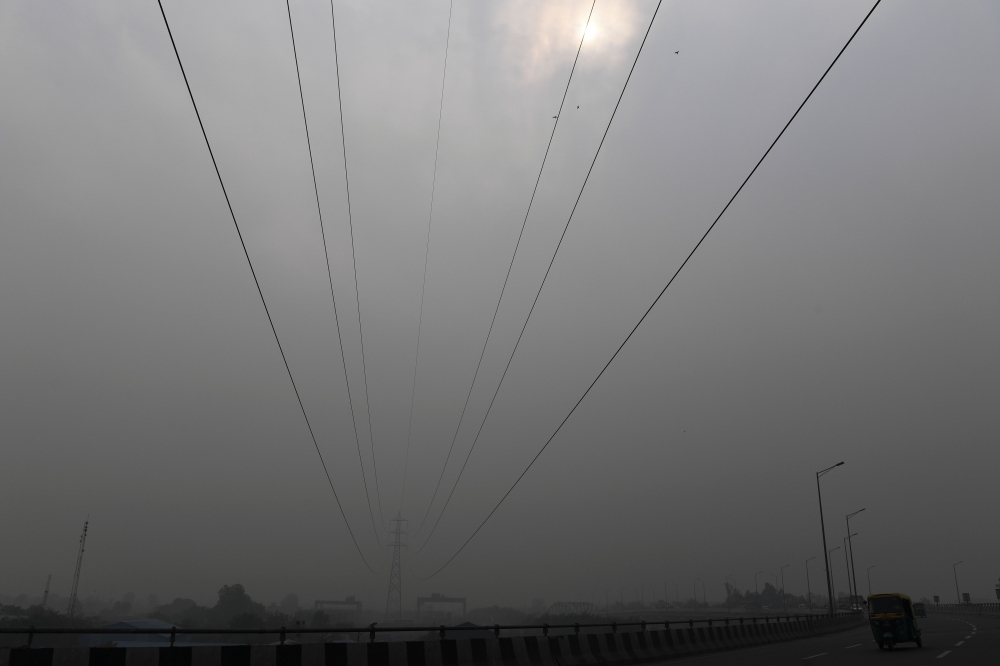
[829,546,841,609]
[816,462,844,616]
[866,565,875,596]
[780,564,790,613]
[806,557,817,611]
[953,561,964,604]
[754,571,763,613]
[843,536,857,607]
[846,508,865,605]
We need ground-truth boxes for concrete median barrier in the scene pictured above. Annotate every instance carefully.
[0,615,863,666]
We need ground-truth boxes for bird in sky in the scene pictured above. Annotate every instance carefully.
[675,50,679,54]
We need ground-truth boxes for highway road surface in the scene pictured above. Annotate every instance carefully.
[664,613,995,665]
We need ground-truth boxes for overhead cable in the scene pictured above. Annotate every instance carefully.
[285,0,383,547]
[414,0,653,555]
[413,0,598,541]
[156,0,378,572]
[415,0,881,578]
[400,0,455,516]
[329,0,387,531]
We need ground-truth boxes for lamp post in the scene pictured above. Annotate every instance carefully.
[780,564,791,613]
[816,462,845,616]
[829,546,841,609]
[725,575,735,613]
[953,561,964,604]
[846,509,865,604]
[806,557,817,611]
[754,571,763,613]
[843,536,856,608]
[866,565,875,596]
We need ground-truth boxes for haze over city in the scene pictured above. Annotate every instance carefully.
[1,0,998,628]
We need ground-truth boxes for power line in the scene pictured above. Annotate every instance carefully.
[412,0,598,540]
[285,0,383,547]
[414,0,881,578]
[415,0,653,555]
[156,0,377,573]
[400,0,455,515]
[329,0,387,532]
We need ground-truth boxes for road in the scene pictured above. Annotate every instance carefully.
[661,613,996,665]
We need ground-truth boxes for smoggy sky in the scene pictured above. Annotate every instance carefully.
[2,0,998,611]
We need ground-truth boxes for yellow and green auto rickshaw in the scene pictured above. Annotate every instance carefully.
[867,593,922,649]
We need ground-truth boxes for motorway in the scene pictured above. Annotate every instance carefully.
[664,614,996,665]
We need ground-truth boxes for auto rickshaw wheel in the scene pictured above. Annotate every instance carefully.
[886,638,895,651]
[916,635,923,648]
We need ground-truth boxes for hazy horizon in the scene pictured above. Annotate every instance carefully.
[2,1,998,617]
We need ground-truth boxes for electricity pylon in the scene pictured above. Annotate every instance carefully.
[67,519,89,617]
[384,512,406,622]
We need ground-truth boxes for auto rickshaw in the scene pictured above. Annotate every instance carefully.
[867,593,922,649]
[913,602,927,618]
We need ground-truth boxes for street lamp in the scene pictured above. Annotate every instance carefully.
[953,561,964,604]
[816,462,845,616]
[843,535,857,608]
[866,565,875,596]
[780,564,791,613]
[829,546,841,609]
[754,571,763,613]
[806,557,817,611]
[725,575,735,613]
[846,509,865,604]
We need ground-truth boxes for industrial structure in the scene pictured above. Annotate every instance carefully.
[315,597,363,620]
[416,593,467,617]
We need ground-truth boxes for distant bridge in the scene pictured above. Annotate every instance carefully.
[546,601,598,616]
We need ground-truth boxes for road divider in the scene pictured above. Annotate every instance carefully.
[0,614,863,666]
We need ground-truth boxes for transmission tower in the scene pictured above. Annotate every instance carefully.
[67,519,89,618]
[41,574,52,608]
[384,512,406,622]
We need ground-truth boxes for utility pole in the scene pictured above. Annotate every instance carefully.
[41,575,52,609]
[67,519,89,618]
[805,557,816,611]
[384,513,406,623]
[952,561,963,604]
[816,462,844,616]
[866,566,875,596]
